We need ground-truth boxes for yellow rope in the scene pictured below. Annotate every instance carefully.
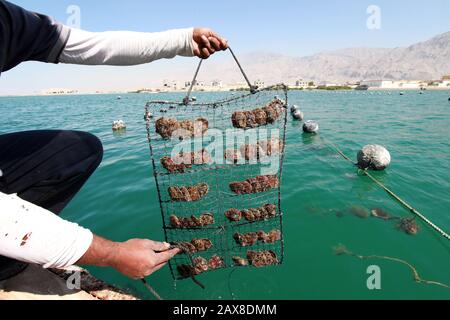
[320,137,450,241]
[333,244,450,290]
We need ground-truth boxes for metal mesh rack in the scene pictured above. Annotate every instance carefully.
[145,83,289,281]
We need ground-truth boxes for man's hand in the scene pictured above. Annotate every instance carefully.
[193,28,228,59]
[110,239,179,279]
[77,236,180,279]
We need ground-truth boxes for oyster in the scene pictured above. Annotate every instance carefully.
[191,239,213,252]
[234,232,259,247]
[234,230,281,246]
[225,208,242,222]
[225,149,242,164]
[177,255,223,277]
[247,250,278,267]
[155,117,209,139]
[198,213,215,226]
[208,255,225,270]
[397,218,419,235]
[168,183,209,202]
[232,99,284,129]
[224,204,278,223]
[230,175,279,195]
[155,117,179,139]
[170,213,214,228]
[370,208,393,220]
[232,256,249,266]
[348,206,370,219]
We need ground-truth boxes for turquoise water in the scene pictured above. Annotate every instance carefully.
[1,90,449,300]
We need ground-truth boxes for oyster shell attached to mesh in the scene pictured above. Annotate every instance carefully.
[168,183,209,202]
[177,255,224,277]
[234,232,259,247]
[156,117,209,139]
[232,256,249,266]
[232,99,284,129]
[224,204,278,223]
[170,213,215,228]
[234,229,281,246]
[172,238,212,254]
[247,250,278,267]
[230,175,279,195]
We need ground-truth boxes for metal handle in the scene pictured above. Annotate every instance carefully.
[183,47,257,105]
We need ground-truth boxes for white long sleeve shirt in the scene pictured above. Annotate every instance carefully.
[59,27,195,65]
[0,27,195,269]
[0,192,93,268]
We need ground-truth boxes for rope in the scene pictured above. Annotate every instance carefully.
[141,278,163,300]
[140,243,206,300]
[319,136,450,241]
[362,170,450,241]
[334,244,450,289]
[182,47,257,105]
[169,243,206,290]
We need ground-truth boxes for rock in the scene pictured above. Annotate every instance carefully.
[357,145,391,171]
[292,110,304,121]
[303,120,319,133]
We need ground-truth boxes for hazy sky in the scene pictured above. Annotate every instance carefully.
[1,0,449,95]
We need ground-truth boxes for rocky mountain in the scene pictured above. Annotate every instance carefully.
[178,31,450,85]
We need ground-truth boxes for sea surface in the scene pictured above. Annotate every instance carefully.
[1,90,449,300]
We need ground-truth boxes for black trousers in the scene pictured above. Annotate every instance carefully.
[0,130,103,277]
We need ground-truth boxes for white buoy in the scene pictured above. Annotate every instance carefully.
[292,110,304,121]
[303,120,319,133]
[112,120,126,131]
[357,145,391,171]
[144,112,153,121]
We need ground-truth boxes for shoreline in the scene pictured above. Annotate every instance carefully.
[1,87,449,98]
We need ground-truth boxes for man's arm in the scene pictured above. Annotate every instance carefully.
[1,0,227,73]
[77,236,179,279]
[59,27,228,66]
[0,192,178,279]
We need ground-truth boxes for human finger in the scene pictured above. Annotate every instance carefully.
[208,37,221,51]
[154,248,181,265]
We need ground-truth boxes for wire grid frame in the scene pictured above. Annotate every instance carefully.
[145,85,289,281]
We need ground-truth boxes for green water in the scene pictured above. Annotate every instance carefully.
[1,90,449,300]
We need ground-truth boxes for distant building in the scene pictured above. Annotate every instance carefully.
[163,80,182,90]
[295,79,309,88]
[254,80,265,88]
[184,80,204,89]
[211,80,223,87]
[361,80,428,89]
[42,88,78,95]
[440,76,450,87]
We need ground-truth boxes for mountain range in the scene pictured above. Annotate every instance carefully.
[166,31,450,85]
